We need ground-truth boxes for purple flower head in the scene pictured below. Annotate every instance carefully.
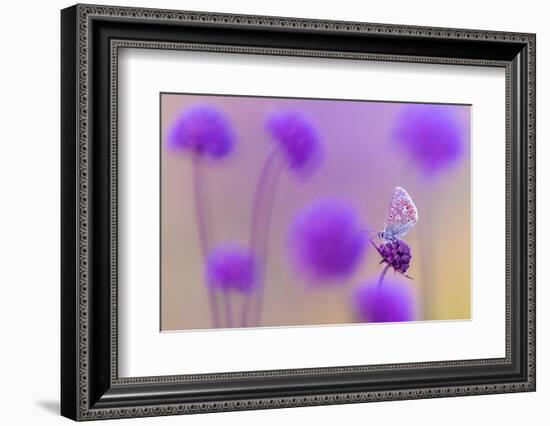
[373,239,412,275]
[206,243,257,293]
[168,104,236,159]
[353,278,416,323]
[394,105,465,177]
[289,200,367,284]
[265,111,322,175]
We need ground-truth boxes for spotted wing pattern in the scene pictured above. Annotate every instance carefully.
[382,187,418,240]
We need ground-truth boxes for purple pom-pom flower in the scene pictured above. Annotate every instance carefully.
[394,105,465,177]
[265,111,322,175]
[206,244,257,293]
[168,104,236,159]
[353,278,416,323]
[289,200,367,284]
[373,239,412,275]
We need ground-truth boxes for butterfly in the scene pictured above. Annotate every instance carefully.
[378,187,418,241]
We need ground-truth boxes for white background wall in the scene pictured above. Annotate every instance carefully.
[0,0,546,424]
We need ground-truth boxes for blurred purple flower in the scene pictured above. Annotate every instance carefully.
[168,104,236,159]
[353,278,416,322]
[206,244,257,293]
[374,239,412,275]
[265,111,322,175]
[394,105,465,177]
[289,200,367,284]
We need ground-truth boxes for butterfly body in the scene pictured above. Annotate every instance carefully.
[379,187,418,242]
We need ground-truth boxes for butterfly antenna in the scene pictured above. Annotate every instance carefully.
[362,230,378,240]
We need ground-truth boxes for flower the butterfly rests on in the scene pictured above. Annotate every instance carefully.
[374,239,412,275]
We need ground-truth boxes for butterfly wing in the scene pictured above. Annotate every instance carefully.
[383,187,418,239]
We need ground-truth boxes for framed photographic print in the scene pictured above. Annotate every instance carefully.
[61,3,536,421]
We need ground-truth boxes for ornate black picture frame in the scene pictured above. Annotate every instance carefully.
[61,3,536,421]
